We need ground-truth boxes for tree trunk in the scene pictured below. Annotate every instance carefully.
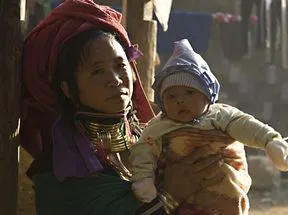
[125,0,157,101]
[0,0,21,214]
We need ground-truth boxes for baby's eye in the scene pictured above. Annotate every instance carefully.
[186,90,195,95]
[167,94,175,99]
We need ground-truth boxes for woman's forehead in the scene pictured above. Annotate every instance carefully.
[78,36,128,71]
[87,36,126,59]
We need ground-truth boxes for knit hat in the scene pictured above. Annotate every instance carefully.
[160,72,210,98]
[152,39,220,110]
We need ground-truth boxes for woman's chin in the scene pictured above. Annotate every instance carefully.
[86,98,131,114]
[103,102,130,114]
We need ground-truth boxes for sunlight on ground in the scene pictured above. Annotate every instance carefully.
[18,148,36,215]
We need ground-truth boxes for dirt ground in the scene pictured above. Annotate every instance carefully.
[18,148,36,215]
[250,207,288,215]
[249,185,288,215]
[18,148,288,215]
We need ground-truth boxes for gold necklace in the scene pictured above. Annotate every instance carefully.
[75,112,135,153]
[74,111,137,180]
[78,120,133,153]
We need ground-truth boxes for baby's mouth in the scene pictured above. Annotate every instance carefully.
[178,109,190,114]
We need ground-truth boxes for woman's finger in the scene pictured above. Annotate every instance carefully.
[192,160,225,190]
[203,162,225,180]
[201,172,226,190]
[181,146,217,165]
[188,158,223,179]
[187,154,223,173]
[221,148,243,159]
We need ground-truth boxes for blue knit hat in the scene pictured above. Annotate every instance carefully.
[152,39,220,110]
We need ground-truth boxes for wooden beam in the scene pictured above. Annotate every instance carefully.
[0,0,22,214]
[121,0,127,27]
[125,0,157,101]
[281,0,288,69]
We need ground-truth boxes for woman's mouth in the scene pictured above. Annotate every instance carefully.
[107,91,129,100]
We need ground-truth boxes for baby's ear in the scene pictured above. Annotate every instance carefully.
[149,100,160,114]
[60,81,72,99]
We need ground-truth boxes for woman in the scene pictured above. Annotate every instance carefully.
[20,0,239,214]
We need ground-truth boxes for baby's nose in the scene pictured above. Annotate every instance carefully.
[176,96,185,104]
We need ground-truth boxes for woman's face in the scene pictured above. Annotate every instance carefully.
[74,36,134,113]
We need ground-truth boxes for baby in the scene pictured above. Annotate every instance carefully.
[130,39,288,214]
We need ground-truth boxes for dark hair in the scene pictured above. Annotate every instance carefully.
[53,29,128,120]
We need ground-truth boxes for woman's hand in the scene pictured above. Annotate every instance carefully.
[163,146,225,203]
[221,142,252,193]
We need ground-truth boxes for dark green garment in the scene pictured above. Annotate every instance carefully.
[33,172,142,215]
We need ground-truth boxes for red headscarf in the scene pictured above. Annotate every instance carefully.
[21,0,154,158]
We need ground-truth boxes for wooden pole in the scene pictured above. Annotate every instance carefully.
[121,0,127,28]
[281,0,288,69]
[0,0,22,214]
[125,0,157,101]
[265,0,271,63]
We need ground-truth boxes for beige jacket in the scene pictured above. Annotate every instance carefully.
[130,103,281,181]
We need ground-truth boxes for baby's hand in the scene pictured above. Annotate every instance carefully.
[132,177,157,203]
[266,138,288,171]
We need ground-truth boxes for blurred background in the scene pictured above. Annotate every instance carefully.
[16,0,288,214]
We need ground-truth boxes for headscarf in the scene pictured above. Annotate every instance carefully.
[21,0,154,158]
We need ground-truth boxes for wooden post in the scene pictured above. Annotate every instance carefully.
[0,0,22,214]
[265,0,271,63]
[125,0,157,101]
[281,0,288,69]
[121,0,127,28]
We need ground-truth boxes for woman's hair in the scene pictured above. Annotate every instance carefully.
[53,29,129,119]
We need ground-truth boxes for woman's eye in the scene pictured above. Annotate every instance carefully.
[92,69,103,75]
[117,63,127,70]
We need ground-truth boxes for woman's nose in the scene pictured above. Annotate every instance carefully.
[107,70,123,88]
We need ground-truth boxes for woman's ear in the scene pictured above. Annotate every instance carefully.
[129,63,137,83]
[60,81,72,99]
[60,81,80,109]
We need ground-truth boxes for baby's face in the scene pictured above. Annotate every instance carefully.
[162,86,209,123]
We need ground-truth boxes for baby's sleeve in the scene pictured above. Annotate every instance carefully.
[212,104,281,149]
[129,118,163,182]
[129,138,161,181]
